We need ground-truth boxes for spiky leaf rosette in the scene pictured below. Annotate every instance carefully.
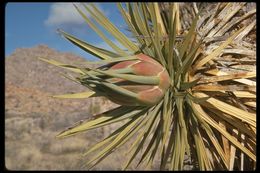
[40,3,256,170]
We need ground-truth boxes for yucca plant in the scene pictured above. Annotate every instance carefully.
[40,3,256,170]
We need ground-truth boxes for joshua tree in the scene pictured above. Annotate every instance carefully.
[40,3,256,170]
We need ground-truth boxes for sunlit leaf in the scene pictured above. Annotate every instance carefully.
[44,2,256,171]
[52,91,96,99]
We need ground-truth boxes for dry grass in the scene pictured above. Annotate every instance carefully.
[5,83,160,170]
[5,110,165,170]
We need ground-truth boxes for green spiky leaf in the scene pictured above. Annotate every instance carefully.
[41,2,256,171]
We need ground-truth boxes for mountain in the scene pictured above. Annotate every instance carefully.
[5,45,108,114]
[5,45,126,170]
[6,44,89,94]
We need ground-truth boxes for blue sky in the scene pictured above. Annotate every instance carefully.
[5,3,128,60]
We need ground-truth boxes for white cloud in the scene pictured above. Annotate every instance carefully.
[45,3,85,26]
[45,3,109,27]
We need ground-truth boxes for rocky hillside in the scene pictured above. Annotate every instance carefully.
[5,45,128,170]
[6,44,89,94]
